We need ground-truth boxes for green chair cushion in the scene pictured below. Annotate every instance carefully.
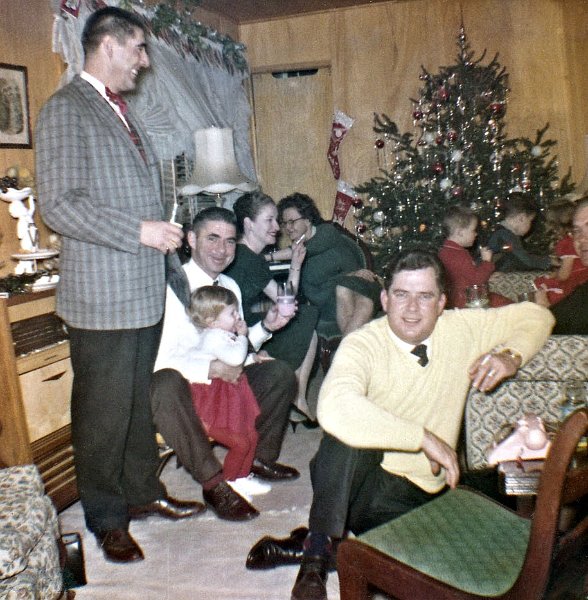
[358,487,531,596]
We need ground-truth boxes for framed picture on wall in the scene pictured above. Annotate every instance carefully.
[0,63,32,149]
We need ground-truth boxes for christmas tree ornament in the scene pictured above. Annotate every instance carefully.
[531,145,542,157]
[450,149,463,162]
[424,131,436,145]
[327,109,355,180]
[489,102,505,116]
[374,226,385,238]
[375,138,385,149]
[446,130,458,142]
[356,223,367,234]
[439,178,453,191]
[352,197,364,209]
[373,210,385,222]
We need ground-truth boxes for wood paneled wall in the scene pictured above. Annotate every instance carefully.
[239,0,588,219]
[0,0,62,274]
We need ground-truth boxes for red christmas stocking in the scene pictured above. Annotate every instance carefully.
[327,110,354,180]
[332,180,358,225]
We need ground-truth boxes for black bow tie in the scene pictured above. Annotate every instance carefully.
[411,344,428,367]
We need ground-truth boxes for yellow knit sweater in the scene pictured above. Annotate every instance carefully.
[317,302,554,493]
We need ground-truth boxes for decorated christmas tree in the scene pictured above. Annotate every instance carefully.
[353,25,574,275]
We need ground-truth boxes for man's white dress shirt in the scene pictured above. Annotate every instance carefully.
[154,259,271,383]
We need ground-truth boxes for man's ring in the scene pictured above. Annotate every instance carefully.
[488,369,496,377]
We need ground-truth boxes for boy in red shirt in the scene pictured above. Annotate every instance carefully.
[439,205,510,308]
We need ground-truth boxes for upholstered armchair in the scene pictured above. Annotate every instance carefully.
[0,464,63,599]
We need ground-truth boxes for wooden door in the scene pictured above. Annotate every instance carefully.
[250,68,336,220]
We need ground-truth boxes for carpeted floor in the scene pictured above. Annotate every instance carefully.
[58,412,587,600]
[58,425,336,600]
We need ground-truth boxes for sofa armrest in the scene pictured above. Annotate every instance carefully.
[464,335,588,470]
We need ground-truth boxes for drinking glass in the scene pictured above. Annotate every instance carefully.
[517,289,536,303]
[559,380,587,421]
[276,281,296,316]
[465,284,489,308]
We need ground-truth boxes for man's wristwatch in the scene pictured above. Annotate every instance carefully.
[260,320,272,334]
[496,347,523,366]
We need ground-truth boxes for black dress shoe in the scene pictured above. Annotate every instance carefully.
[128,495,205,520]
[203,481,259,521]
[246,527,308,569]
[95,529,144,564]
[251,459,300,481]
[291,555,329,600]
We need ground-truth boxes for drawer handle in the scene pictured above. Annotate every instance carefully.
[43,371,67,382]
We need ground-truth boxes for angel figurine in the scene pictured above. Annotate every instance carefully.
[2,188,38,252]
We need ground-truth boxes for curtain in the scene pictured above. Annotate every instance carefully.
[49,0,256,181]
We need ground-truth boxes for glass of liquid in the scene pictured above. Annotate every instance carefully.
[465,284,489,308]
[277,281,296,317]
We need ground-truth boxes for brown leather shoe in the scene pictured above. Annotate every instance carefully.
[203,481,259,521]
[95,529,144,563]
[251,459,300,481]
[128,495,205,521]
[291,555,329,600]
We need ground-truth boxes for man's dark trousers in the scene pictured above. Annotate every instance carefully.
[69,324,165,534]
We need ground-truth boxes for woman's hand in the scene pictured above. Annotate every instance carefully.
[263,303,296,332]
[348,268,378,282]
[290,241,307,270]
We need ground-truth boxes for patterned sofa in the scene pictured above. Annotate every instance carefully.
[0,465,63,599]
[465,334,588,470]
[488,270,546,302]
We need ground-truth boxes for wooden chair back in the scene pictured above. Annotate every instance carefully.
[337,409,588,600]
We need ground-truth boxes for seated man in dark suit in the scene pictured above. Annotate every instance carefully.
[151,207,299,522]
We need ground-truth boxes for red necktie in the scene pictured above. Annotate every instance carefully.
[105,87,147,163]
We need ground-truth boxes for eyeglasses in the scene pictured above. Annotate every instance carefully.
[280,216,305,228]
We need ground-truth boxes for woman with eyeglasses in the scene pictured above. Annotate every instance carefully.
[225,191,319,428]
[275,192,382,337]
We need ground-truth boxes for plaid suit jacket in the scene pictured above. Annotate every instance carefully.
[35,76,166,330]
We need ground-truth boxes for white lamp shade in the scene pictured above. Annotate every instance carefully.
[180,127,256,196]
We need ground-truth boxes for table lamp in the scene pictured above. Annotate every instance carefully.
[179,127,257,202]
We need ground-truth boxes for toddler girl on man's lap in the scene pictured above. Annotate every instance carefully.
[187,285,271,501]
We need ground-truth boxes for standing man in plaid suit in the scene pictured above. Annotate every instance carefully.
[35,7,202,565]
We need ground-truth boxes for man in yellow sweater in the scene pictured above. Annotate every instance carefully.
[284,249,554,600]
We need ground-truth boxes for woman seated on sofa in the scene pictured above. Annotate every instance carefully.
[274,192,382,337]
[225,191,319,422]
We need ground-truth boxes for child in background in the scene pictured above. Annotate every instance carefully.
[187,285,270,501]
[438,205,511,308]
[534,198,588,305]
[488,193,554,272]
